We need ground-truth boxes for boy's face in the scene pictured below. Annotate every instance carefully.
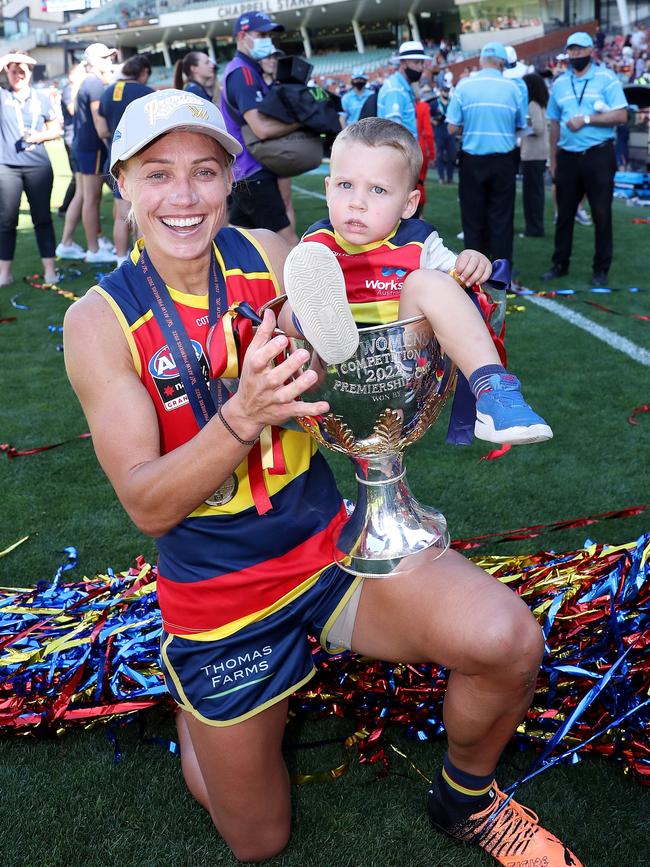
[325,141,419,245]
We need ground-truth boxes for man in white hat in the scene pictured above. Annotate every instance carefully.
[377,40,429,138]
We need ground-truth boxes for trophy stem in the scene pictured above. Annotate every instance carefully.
[335,452,450,577]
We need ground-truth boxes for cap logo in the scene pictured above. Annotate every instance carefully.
[144,92,209,126]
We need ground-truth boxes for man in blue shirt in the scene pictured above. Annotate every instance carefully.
[377,41,428,138]
[341,68,371,126]
[446,42,527,265]
[542,32,628,286]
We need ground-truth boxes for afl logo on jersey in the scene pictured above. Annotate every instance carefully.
[148,340,203,379]
[149,340,211,412]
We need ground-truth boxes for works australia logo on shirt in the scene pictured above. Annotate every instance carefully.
[148,340,210,411]
[365,266,408,296]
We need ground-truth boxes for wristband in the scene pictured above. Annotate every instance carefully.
[217,404,259,446]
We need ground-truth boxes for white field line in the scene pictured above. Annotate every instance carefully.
[292,184,327,201]
[290,183,650,368]
[525,294,650,367]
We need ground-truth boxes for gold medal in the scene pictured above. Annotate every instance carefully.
[205,473,238,506]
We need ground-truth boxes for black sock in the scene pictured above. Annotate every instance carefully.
[468,364,507,399]
[429,754,495,824]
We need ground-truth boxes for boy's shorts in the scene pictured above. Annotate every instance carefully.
[75,147,107,176]
[160,564,363,727]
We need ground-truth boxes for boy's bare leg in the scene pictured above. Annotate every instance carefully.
[398,270,501,380]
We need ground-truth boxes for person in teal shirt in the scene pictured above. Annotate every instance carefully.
[341,68,371,125]
[377,40,428,138]
[542,31,627,286]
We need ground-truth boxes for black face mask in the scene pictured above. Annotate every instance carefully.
[351,79,366,90]
[569,55,591,72]
[405,67,423,83]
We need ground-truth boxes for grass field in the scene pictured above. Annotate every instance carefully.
[0,140,648,867]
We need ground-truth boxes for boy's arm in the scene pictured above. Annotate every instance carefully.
[420,231,458,272]
[421,232,492,287]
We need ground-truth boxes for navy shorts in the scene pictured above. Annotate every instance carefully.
[160,564,361,726]
[75,147,107,176]
[229,174,290,233]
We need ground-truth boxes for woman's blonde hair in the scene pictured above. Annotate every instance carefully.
[331,117,423,189]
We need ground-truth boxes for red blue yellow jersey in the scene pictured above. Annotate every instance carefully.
[93,227,347,639]
[302,217,436,325]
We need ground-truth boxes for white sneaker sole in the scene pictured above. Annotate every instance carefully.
[283,243,358,365]
[56,249,85,259]
[475,413,553,445]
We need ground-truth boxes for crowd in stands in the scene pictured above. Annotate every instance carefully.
[0,20,649,287]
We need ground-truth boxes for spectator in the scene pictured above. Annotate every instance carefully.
[542,32,628,286]
[429,84,457,184]
[446,42,527,265]
[72,42,118,264]
[377,40,429,138]
[415,87,435,217]
[57,64,80,217]
[173,51,218,103]
[340,68,371,125]
[520,73,549,237]
[96,54,153,266]
[0,52,61,286]
[220,10,301,246]
[56,63,91,260]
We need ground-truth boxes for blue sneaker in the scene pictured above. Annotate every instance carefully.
[475,374,553,444]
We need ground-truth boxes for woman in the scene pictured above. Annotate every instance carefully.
[63,90,580,867]
[0,52,61,286]
[173,50,218,102]
[520,72,549,237]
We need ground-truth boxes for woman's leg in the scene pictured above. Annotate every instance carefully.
[350,546,544,776]
[0,164,25,282]
[80,173,105,253]
[60,172,84,247]
[23,162,57,279]
[176,699,292,863]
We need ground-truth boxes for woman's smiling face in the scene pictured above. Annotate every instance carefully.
[118,130,232,268]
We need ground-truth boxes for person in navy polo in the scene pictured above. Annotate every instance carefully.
[221,10,301,246]
[542,32,628,286]
[446,42,527,266]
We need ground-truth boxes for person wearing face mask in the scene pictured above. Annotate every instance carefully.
[340,68,370,125]
[173,51,218,103]
[0,52,62,286]
[446,42,527,266]
[377,41,429,139]
[542,32,628,287]
[221,11,301,246]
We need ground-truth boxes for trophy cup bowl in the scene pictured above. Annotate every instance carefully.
[266,297,457,577]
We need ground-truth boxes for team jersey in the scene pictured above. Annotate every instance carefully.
[302,217,442,325]
[94,226,347,638]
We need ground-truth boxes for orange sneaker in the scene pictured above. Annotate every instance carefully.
[428,783,583,867]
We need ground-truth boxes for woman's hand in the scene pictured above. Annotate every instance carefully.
[223,308,330,440]
[454,249,492,287]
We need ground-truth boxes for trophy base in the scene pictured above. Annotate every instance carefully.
[334,464,450,578]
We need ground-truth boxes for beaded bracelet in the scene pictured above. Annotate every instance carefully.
[217,404,259,447]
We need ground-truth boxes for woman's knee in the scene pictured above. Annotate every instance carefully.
[226,821,290,863]
[471,601,544,680]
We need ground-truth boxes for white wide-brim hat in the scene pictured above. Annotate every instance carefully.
[398,40,429,61]
[110,89,242,177]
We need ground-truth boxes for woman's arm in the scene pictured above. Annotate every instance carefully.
[64,289,328,538]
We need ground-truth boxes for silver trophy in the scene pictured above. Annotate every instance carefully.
[260,297,457,577]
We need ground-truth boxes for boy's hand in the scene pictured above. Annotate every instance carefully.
[454,250,492,287]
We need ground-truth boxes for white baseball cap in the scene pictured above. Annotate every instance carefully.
[110,89,242,177]
[83,42,117,63]
[2,52,37,68]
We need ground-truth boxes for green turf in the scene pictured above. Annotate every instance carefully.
[0,140,648,866]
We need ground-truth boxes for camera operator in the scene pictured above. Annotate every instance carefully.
[0,52,61,286]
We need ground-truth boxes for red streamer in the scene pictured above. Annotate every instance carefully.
[0,432,91,458]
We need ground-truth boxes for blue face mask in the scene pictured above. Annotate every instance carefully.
[251,37,274,60]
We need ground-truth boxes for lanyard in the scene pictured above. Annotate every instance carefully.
[570,77,589,108]
[11,87,40,136]
[138,245,228,428]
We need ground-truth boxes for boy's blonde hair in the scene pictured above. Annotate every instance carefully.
[330,118,423,190]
